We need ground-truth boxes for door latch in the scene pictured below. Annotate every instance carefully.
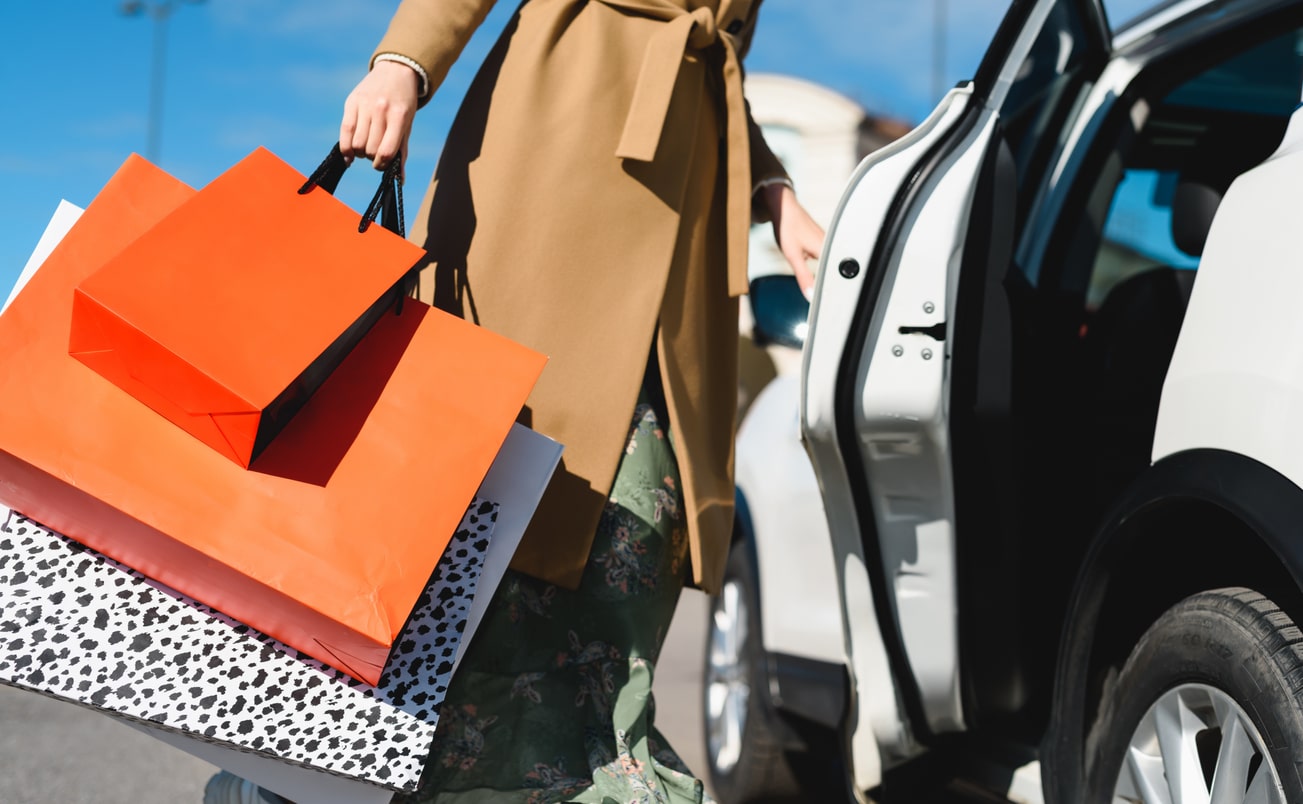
[898,322,946,341]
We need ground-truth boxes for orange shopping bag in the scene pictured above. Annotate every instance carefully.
[69,146,422,467]
[0,155,547,685]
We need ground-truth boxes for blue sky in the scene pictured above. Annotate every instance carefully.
[0,0,1155,293]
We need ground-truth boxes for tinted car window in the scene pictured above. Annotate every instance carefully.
[1002,1,1100,227]
[1102,0,1169,30]
[1090,169,1197,309]
[1164,28,1303,115]
[1087,27,1303,307]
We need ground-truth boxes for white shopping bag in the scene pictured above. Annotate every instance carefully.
[3,200,83,314]
[455,422,564,675]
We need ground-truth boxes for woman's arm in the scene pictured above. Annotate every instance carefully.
[737,7,825,294]
[341,0,499,172]
[761,181,823,296]
[747,107,824,294]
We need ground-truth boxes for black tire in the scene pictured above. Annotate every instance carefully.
[1084,587,1303,803]
[702,542,802,803]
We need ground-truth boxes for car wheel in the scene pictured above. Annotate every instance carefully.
[1084,587,1303,803]
[703,543,801,802]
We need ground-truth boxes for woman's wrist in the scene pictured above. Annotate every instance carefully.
[761,180,794,220]
[372,53,429,98]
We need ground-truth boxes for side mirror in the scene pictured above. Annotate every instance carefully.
[748,274,810,350]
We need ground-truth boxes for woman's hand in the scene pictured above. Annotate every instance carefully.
[763,183,824,296]
[340,60,421,175]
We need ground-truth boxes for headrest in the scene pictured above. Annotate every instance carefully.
[1171,124,1281,257]
[1171,180,1222,258]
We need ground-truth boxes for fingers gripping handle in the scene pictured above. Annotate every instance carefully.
[299,144,414,313]
[298,144,405,238]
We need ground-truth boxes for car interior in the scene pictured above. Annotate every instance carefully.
[1047,25,1300,546]
[1081,108,1288,508]
[949,12,1303,740]
[1035,22,1301,509]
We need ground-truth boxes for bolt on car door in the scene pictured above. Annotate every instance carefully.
[800,0,1110,786]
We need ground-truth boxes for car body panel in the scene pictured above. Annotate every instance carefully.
[1154,107,1303,472]
[735,372,845,666]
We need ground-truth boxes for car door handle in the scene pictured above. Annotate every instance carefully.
[898,322,947,341]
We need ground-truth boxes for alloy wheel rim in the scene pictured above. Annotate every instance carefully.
[705,577,750,774]
[1114,683,1285,804]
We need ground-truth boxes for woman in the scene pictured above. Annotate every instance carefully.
[206,0,822,800]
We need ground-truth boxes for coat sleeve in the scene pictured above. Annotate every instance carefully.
[370,0,499,107]
[733,2,791,222]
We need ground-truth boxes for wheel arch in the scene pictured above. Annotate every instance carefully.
[1043,448,1303,803]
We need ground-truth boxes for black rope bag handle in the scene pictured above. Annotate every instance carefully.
[298,145,415,313]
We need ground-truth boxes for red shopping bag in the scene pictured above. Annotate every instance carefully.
[69,146,422,467]
[0,155,548,685]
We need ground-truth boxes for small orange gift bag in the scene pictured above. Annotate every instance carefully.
[69,146,421,467]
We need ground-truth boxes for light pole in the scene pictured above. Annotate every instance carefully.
[932,0,948,102]
[932,0,953,101]
[121,0,204,163]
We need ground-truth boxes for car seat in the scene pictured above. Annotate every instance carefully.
[1085,123,1278,508]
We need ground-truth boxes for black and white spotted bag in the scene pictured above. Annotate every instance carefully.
[0,499,498,793]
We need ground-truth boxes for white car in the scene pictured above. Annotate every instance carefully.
[705,1,1303,802]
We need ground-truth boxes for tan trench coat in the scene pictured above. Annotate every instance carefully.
[374,0,787,593]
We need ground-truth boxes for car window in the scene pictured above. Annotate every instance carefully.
[1089,169,1197,309]
[1102,0,1170,31]
[1085,27,1303,309]
[1001,1,1101,229]
[1163,29,1303,115]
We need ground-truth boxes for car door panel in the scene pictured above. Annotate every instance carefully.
[850,113,1003,737]
[802,85,977,772]
[801,0,1110,779]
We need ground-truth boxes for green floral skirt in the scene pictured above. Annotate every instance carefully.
[397,390,709,804]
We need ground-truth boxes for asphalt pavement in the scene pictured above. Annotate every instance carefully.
[0,682,217,803]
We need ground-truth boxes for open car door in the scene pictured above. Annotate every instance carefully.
[800,0,1111,790]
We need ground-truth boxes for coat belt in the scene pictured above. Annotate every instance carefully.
[596,0,751,298]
